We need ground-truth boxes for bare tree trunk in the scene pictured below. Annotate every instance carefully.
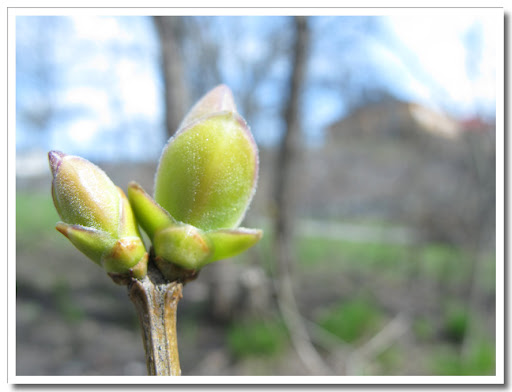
[153,16,189,137]
[273,16,330,375]
[275,17,306,278]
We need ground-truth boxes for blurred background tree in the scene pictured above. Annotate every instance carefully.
[15,13,498,376]
[153,16,189,138]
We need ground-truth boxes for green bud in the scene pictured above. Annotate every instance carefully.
[127,85,262,278]
[55,223,114,265]
[101,237,148,277]
[155,100,258,232]
[129,181,209,276]
[49,151,147,280]
[204,228,263,264]
[49,150,120,234]
[153,224,212,270]
[129,181,262,273]
[127,181,176,240]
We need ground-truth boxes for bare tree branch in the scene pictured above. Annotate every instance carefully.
[273,16,331,376]
[345,312,409,375]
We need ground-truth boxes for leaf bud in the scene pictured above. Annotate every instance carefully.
[49,151,147,281]
[128,85,263,279]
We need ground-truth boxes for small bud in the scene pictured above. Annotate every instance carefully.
[55,223,114,265]
[49,151,120,234]
[49,151,147,280]
[129,181,210,279]
[101,237,148,279]
[205,228,263,265]
[153,224,212,270]
[127,181,176,239]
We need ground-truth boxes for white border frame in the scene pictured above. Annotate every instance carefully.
[5,3,505,386]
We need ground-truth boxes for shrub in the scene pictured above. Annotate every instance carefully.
[227,318,288,359]
[317,298,384,343]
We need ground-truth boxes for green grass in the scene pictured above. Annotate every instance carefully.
[317,297,384,344]
[413,317,436,342]
[297,237,407,266]
[419,243,465,282]
[442,302,469,344]
[295,237,410,280]
[294,236,495,295]
[375,346,403,375]
[52,279,86,323]
[17,191,494,295]
[227,318,288,359]
[430,339,495,375]
[476,253,496,293]
[16,192,60,243]
[16,195,496,375]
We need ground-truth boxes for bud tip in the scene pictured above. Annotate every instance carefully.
[55,222,69,238]
[48,150,65,176]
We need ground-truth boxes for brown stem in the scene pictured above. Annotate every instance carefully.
[128,263,183,376]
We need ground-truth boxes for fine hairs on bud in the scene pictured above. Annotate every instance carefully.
[128,85,262,275]
[48,85,261,279]
[154,87,259,232]
[48,151,148,279]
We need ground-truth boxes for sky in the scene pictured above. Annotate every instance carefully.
[15,13,499,165]
[382,14,496,118]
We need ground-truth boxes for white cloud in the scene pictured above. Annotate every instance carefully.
[71,16,126,42]
[365,39,433,103]
[115,59,160,118]
[60,87,113,126]
[67,119,99,144]
[382,14,497,117]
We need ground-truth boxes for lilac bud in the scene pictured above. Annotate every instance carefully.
[49,151,147,280]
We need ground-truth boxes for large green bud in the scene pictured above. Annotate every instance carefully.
[128,85,262,280]
[49,151,148,281]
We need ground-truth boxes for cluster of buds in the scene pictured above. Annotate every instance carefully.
[49,85,262,284]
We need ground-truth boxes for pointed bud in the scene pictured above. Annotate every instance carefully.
[49,151,120,234]
[141,86,263,276]
[155,111,259,232]
[153,224,212,270]
[56,223,115,265]
[101,237,148,279]
[205,228,263,265]
[127,181,176,240]
[49,151,147,280]
[179,84,236,130]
